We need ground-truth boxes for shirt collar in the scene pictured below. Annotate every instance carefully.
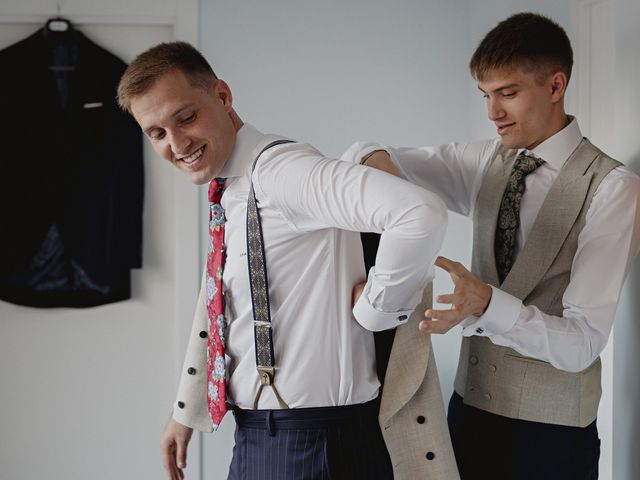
[218,123,263,179]
[521,115,583,171]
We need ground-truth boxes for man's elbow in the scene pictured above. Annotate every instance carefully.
[414,190,448,238]
[554,335,606,373]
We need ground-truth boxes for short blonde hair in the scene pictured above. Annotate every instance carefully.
[117,41,217,113]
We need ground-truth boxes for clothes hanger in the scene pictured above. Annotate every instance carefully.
[45,17,71,33]
[45,2,73,34]
[44,3,77,73]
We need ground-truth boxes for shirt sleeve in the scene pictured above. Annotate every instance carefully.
[342,139,498,217]
[462,168,640,372]
[252,142,448,331]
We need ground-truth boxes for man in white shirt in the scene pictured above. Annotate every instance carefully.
[354,12,640,480]
[117,42,453,479]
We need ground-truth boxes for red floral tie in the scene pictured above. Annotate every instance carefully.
[206,178,227,429]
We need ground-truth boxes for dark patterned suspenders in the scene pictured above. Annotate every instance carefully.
[246,139,294,409]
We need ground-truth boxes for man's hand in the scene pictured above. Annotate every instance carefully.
[352,281,366,307]
[419,256,492,334]
[160,417,193,480]
[360,150,400,176]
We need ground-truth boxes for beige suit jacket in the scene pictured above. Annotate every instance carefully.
[380,285,459,479]
[173,274,459,479]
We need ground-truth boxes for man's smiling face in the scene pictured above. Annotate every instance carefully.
[478,67,564,151]
[131,70,237,185]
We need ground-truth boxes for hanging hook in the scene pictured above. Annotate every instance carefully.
[47,1,70,33]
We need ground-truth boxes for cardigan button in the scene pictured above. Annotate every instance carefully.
[426,452,435,461]
[416,416,426,424]
[177,401,185,409]
[187,367,196,375]
[199,331,208,338]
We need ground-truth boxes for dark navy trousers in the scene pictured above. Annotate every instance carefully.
[448,392,600,480]
[227,398,393,480]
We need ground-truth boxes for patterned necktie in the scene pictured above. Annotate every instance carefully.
[206,178,227,429]
[495,152,544,283]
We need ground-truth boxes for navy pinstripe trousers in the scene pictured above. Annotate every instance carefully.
[227,398,393,480]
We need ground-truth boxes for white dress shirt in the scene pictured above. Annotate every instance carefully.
[216,124,446,409]
[346,117,640,373]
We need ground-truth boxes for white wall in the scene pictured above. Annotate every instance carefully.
[613,1,640,478]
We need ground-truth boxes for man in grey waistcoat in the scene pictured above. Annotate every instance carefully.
[351,12,640,480]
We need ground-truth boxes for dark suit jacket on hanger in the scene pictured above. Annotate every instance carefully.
[0,27,143,308]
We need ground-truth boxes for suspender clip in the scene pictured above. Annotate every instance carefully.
[253,366,289,410]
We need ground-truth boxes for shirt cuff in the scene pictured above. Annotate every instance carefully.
[352,280,412,332]
[461,285,521,337]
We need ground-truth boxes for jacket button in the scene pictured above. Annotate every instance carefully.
[187,367,196,375]
[484,393,492,400]
[199,331,208,338]
[469,355,478,365]
[397,315,408,321]
[177,401,185,409]
[426,452,435,460]
[417,416,426,424]
[489,364,497,373]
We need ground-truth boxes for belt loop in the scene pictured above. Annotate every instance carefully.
[266,410,275,436]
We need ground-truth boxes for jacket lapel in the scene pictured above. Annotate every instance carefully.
[501,140,597,299]
[472,148,517,288]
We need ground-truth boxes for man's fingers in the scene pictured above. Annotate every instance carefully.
[434,293,463,305]
[435,256,469,278]
[435,256,459,273]
[161,440,180,480]
[176,439,187,470]
[161,419,192,480]
[419,318,458,334]
[425,308,464,323]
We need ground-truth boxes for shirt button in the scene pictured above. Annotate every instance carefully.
[177,401,185,409]
[484,393,492,400]
[199,331,208,338]
[469,356,479,365]
[397,315,408,321]
[426,452,435,461]
[489,364,497,373]
[416,416,426,424]
[187,367,196,375]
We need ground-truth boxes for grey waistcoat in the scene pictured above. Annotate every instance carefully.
[453,138,621,427]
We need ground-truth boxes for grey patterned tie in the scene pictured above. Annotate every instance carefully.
[495,152,545,283]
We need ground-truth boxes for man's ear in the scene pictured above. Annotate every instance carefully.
[549,71,568,103]
[213,79,233,111]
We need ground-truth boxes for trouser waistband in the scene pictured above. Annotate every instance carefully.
[232,397,380,435]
